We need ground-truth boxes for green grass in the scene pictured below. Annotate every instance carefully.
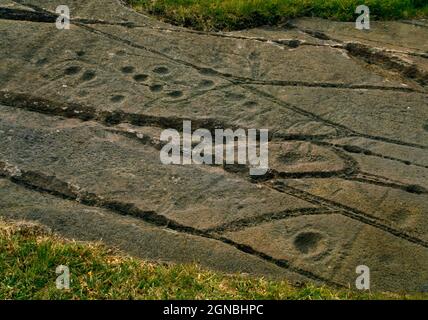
[129,0,428,31]
[0,220,425,300]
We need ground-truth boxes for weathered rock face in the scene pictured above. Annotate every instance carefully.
[0,0,427,292]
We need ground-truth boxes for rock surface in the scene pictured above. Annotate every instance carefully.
[0,0,427,292]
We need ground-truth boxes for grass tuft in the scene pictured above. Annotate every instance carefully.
[0,219,426,300]
[128,0,428,31]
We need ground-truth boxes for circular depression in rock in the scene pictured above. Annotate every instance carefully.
[121,66,135,74]
[133,74,148,82]
[64,65,81,75]
[153,66,170,75]
[293,231,324,254]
